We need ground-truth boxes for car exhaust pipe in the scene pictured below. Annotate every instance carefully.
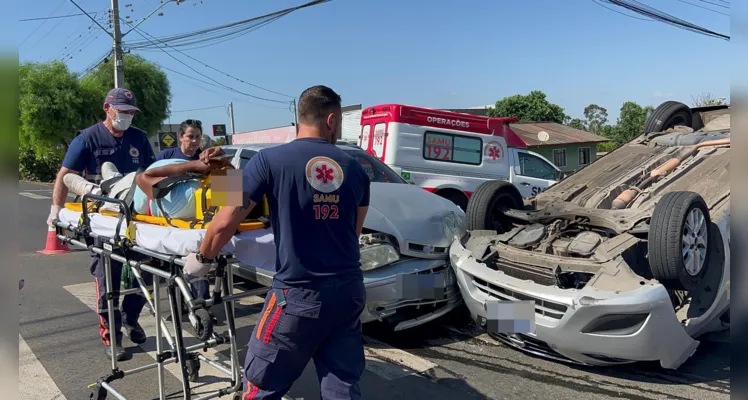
[611,139,730,209]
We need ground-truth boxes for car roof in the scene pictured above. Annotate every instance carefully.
[222,142,364,151]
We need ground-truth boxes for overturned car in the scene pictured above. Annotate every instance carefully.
[450,101,730,368]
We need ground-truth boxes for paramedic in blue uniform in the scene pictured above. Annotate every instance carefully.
[47,88,156,361]
[154,119,212,312]
[186,85,370,400]
[156,119,203,161]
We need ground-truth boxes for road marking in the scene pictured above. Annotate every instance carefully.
[19,334,68,400]
[63,282,241,397]
[19,192,51,200]
[363,336,437,380]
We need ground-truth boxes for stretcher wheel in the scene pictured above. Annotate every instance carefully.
[192,308,214,341]
[186,358,201,383]
[89,387,107,400]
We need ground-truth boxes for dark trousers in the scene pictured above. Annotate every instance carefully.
[90,250,153,346]
[190,278,211,301]
[241,276,367,400]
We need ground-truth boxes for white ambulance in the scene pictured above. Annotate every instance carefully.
[357,104,564,210]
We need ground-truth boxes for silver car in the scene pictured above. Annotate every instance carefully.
[221,142,465,331]
[449,101,730,368]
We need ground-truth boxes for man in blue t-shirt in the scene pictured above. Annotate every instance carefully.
[156,119,204,161]
[48,88,156,362]
[184,86,370,400]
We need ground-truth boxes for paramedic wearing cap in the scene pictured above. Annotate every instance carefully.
[48,88,156,361]
[186,85,370,400]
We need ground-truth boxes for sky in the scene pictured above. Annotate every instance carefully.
[10,0,732,136]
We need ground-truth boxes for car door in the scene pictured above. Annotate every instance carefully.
[514,150,560,197]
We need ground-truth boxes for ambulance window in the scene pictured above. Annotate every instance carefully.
[518,152,557,180]
[423,132,482,165]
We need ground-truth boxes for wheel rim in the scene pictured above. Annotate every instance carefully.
[682,207,708,276]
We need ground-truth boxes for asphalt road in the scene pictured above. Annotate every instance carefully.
[18,181,730,399]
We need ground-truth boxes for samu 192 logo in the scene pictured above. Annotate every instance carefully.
[483,141,504,162]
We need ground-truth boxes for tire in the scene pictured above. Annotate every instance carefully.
[192,308,214,341]
[648,191,711,291]
[465,181,523,232]
[642,101,693,134]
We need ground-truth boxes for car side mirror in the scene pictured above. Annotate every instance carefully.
[557,171,566,180]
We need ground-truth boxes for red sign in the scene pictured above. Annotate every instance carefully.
[361,104,527,148]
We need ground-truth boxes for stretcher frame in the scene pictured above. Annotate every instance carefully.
[53,193,270,400]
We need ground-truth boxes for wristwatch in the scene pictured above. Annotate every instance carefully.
[195,252,216,264]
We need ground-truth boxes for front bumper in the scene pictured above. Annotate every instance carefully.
[449,238,699,369]
[361,257,462,331]
[234,257,462,332]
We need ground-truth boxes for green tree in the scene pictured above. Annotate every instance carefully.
[691,92,727,107]
[583,104,608,135]
[487,90,568,123]
[81,53,172,136]
[211,137,227,146]
[613,101,654,145]
[568,118,587,131]
[19,60,99,156]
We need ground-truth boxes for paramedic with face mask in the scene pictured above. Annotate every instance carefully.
[48,88,156,361]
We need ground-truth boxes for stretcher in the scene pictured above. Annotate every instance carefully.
[52,193,285,400]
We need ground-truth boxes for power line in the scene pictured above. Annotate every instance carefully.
[591,0,653,21]
[19,13,86,22]
[124,23,291,105]
[125,0,330,51]
[67,0,111,36]
[674,0,730,16]
[171,105,226,113]
[20,0,66,46]
[123,20,294,102]
[600,0,729,40]
[692,0,729,8]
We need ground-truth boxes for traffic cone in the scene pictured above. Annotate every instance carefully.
[37,227,70,255]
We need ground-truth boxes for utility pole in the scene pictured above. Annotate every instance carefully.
[292,99,299,134]
[228,102,236,145]
[111,0,125,87]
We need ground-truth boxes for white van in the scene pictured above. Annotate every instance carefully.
[357,104,563,209]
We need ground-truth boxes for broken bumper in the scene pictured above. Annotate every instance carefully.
[449,238,699,369]
[361,258,463,331]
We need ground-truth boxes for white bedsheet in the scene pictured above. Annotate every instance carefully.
[58,208,277,271]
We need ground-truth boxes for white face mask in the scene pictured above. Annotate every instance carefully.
[112,112,134,131]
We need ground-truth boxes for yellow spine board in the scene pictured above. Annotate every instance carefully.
[64,202,266,231]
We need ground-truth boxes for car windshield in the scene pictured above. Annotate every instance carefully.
[343,148,406,184]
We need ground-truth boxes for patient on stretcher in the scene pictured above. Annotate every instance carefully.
[63,157,229,220]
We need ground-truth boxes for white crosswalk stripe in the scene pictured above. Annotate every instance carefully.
[19,334,67,400]
[19,192,51,200]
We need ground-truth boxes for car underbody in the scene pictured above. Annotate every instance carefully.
[451,102,731,368]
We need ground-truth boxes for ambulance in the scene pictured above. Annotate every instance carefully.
[357,104,564,210]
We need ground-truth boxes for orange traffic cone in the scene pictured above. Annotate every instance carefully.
[37,227,70,255]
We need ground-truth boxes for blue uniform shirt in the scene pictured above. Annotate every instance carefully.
[242,138,371,287]
[156,147,202,161]
[62,123,155,183]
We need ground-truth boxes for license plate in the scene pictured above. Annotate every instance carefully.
[396,272,447,300]
[484,300,536,335]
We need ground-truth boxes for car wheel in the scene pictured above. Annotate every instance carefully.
[465,181,523,232]
[436,189,469,211]
[648,191,711,291]
[643,101,693,134]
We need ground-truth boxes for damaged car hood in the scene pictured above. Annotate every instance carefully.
[365,182,465,257]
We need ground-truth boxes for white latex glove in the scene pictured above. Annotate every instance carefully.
[183,252,214,281]
[47,205,62,228]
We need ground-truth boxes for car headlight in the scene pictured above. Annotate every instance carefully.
[360,244,400,271]
[443,210,467,241]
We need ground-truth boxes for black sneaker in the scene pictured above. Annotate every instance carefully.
[104,343,127,361]
[123,321,147,344]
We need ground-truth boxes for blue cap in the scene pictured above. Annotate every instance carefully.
[104,88,139,111]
